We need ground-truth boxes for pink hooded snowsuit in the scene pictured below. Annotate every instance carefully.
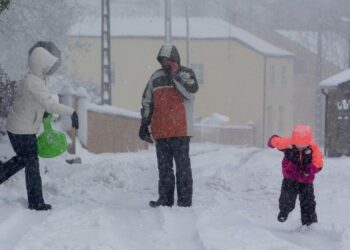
[268,125,323,183]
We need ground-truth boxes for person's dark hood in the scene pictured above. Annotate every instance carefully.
[157,44,180,65]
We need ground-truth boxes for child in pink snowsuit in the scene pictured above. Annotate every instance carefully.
[268,125,323,226]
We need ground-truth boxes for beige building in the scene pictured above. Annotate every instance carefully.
[250,29,340,144]
[67,17,294,147]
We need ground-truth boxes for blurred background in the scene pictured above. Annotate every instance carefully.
[1,0,350,150]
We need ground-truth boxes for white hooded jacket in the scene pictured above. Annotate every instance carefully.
[6,47,74,134]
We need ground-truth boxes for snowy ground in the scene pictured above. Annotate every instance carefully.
[0,136,350,250]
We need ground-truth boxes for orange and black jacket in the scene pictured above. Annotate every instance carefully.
[141,45,199,140]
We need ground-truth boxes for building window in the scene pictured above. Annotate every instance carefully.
[190,63,204,85]
[270,65,275,85]
[278,106,285,133]
[281,66,287,85]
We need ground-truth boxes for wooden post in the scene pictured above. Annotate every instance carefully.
[68,95,77,154]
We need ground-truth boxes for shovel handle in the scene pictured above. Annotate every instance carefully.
[68,96,78,155]
[68,128,76,154]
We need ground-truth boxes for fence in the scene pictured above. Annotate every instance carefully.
[192,123,256,146]
[86,105,148,154]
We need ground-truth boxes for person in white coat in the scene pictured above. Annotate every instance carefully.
[0,43,79,211]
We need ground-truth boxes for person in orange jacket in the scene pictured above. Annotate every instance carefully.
[268,125,323,226]
[139,44,199,208]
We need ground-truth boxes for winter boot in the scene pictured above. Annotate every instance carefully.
[177,200,192,207]
[149,199,173,208]
[304,221,315,227]
[28,203,52,211]
[277,212,288,222]
[302,216,317,227]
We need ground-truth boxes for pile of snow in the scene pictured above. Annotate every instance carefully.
[0,139,349,249]
[198,113,230,126]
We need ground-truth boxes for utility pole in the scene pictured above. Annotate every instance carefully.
[315,29,323,144]
[348,32,350,68]
[164,0,172,44]
[348,23,350,69]
[185,5,190,67]
[101,0,112,105]
[342,17,350,68]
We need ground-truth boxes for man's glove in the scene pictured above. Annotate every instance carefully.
[176,71,195,85]
[139,123,153,143]
[71,111,79,130]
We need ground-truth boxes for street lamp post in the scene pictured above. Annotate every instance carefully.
[164,0,172,44]
[341,16,350,69]
[185,5,190,67]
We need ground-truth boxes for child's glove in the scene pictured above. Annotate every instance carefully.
[302,164,320,176]
[310,164,322,173]
[267,135,279,148]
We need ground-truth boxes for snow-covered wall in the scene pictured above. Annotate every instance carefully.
[86,104,146,154]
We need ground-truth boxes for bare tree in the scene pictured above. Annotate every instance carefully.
[0,0,82,79]
[0,0,10,14]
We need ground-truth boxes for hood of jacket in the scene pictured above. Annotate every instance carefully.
[157,44,180,65]
[290,125,313,146]
[28,47,58,80]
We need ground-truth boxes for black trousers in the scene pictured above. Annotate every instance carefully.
[155,137,193,206]
[0,132,44,205]
[279,178,317,225]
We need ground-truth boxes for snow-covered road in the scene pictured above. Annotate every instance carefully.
[0,141,349,250]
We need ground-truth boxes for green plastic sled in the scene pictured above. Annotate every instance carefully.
[37,114,68,158]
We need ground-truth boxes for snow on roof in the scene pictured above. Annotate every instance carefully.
[319,68,350,88]
[69,16,293,57]
[88,103,141,119]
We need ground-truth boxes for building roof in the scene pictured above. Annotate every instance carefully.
[320,68,350,88]
[69,16,293,57]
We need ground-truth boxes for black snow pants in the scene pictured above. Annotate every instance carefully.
[279,178,317,225]
[155,137,193,207]
[0,132,44,205]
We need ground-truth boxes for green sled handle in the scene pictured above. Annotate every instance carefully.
[37,114,68,158]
